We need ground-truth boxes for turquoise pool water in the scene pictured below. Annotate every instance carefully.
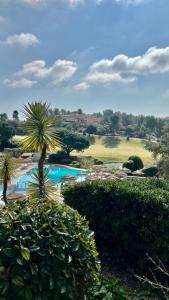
[1,166,87,195]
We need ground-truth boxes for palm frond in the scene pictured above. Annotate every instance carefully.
[27,169,57,200]
[0,154,16,181]
[20,102,62,151]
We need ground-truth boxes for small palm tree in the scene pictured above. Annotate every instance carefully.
[28,169,56,200]
[21,102,61,198]
[0,154,16,204]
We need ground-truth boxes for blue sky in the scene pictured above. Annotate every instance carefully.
[0,0,169,116]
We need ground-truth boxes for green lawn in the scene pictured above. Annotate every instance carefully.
[14,134,154,165]
[73,135,154,165]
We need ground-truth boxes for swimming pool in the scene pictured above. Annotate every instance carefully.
[1,166,87,195]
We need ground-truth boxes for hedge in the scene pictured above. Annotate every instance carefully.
[128,155,144,171]
[0,199,100,299]
[63,178,169,273]
[122,160,134,171]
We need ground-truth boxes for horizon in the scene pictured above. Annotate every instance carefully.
[1,0,169,116]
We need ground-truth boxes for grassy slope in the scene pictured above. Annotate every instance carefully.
[73,136,154,164]
[14,135,154,165]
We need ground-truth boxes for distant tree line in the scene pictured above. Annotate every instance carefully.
[0,107,168,150]
[48,108,167,139]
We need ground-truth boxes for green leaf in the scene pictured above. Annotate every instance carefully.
[25,286,33,300]
[21,247,30,261]
[3,248,15,257]
[12,275,24,286]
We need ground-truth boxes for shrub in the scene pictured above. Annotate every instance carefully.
[0,199,100,299]
[142,166,158,177]
[122,160,134,171]
[94,159,104,165]
[48,153,58,163]
[63,179,169,273]
[93,278,128,300]
[48,151,74,165]
[128,155,144,171]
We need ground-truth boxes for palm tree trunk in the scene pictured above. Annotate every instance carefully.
[3,177,8,204]
[38,144,47,198]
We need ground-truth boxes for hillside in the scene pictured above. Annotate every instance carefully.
[73,135,154,165]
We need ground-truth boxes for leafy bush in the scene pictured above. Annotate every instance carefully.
[48,153,58,163]
[93,278,128,300]
[122,160,134,171]
[128,155,144,171]
[94,159,104,165]
[63,179,169,273]
[0,199,100,299]
[142,166,158,177]
[48,151,74,165]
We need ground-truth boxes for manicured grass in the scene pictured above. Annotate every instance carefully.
[73,135,154,165]
[14,135,154,165]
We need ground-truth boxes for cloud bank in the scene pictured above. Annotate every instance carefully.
[5,59,77,88]
[75,46,169,89]
[0,33,40,47]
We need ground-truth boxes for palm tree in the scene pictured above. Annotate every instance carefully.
[0,154,16,204]
[21,102,61,198]
[28,169,56,200]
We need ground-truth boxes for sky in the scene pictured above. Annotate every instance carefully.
[1,0,169,116]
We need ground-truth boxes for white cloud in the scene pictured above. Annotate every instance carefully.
[0,33,40,47]
[17,59,77,82]
[79,46,169,87]
[4,78,37,88]
[5,59,77,88]
[74,82,89,91]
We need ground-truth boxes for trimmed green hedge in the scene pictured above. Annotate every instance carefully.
[63,178,169,273]
[142,166,158,177]
[128,155,144,171]
[122,160,134,171]
[0,199,100,299]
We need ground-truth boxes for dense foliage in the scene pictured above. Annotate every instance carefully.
[48,107,165,138]
[150,128,169,179]
[1,107,166,145]
[0,199,100,299]
[58,130,90,157]
[128,155,144,171]
[142,166,158,177]
[122,160,134,171]
[0,122,15,150]
[63,178,169,273]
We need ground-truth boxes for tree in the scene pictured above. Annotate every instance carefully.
[21,102,61,198]
[0,113,8,122]
[0,122,15,150]
[77,108,83,114]
[12,110,19,121]
[150,127,169,179]
[128,155,144,171]
[58,130,90,157]
[86,124,97,134]
[110,113,121,134]
[0,154,16,204]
